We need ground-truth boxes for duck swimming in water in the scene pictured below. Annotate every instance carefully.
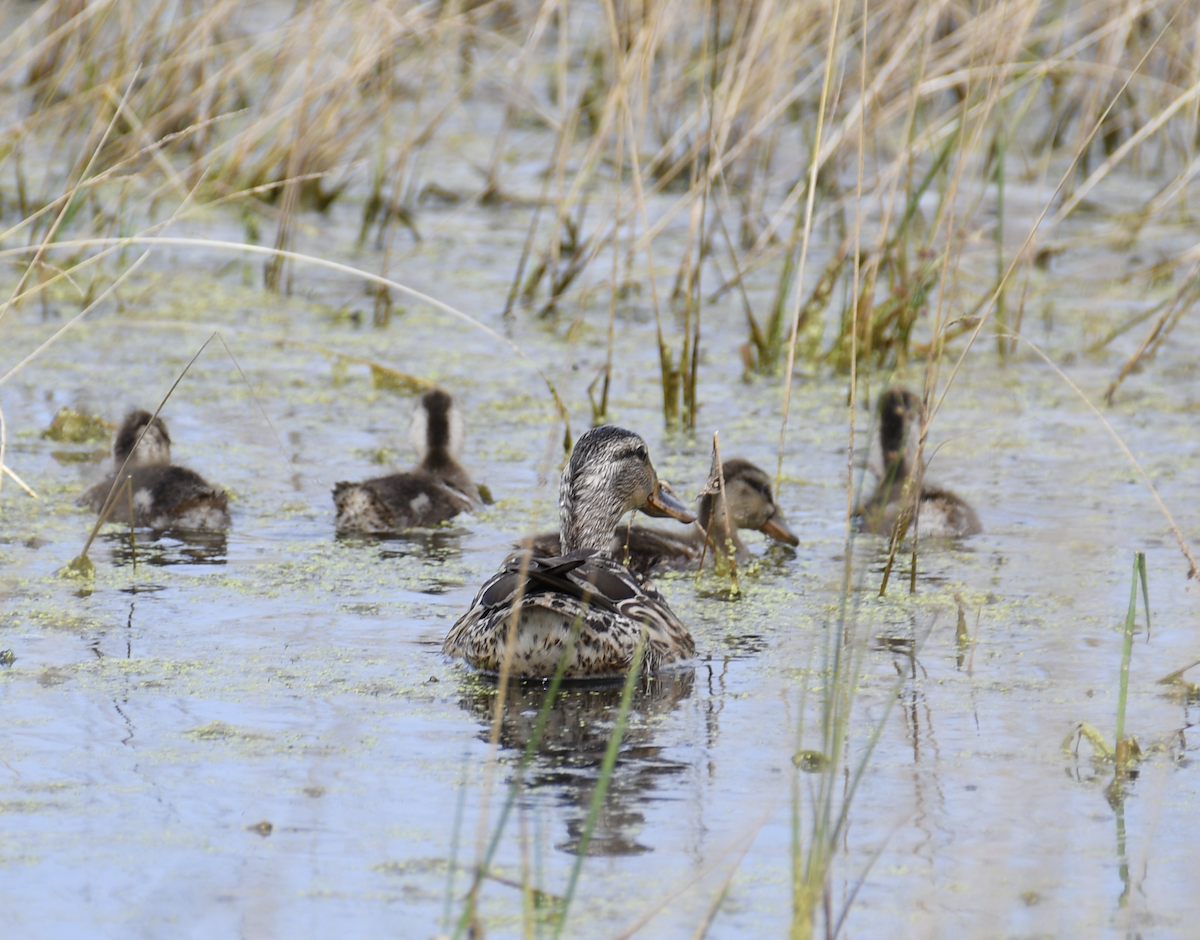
[78,409,231,530]
[858,388,981,538]
[443,425,696,679]
[524,458,798,575]
[333,388,481,533]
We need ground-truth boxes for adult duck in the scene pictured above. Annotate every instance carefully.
[333,388,481,533]
[78,409,231,530]
[443,426,696,678]
[858,387,981,538]
[523,457,798,574]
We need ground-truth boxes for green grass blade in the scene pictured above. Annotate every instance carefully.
[451,612,586,940]
[1115,553,1140,750]
[442,752,472,933]
[552,633,647,939]
[1137,551,1150,639]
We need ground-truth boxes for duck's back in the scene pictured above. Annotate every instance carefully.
[856,482,980,538]
[333,471,474,533]
[444,549,694,678]
[80,465,229,530]
[917,486,981,538]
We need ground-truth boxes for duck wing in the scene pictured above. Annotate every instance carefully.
[521,527,700,576]
[479,550,634,614]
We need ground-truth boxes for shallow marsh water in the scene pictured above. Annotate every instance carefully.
[1,174,1199,940]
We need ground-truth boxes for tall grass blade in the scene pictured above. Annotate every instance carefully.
[551,633,647,939]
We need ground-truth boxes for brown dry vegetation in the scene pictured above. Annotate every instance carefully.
[2,0,1198,421]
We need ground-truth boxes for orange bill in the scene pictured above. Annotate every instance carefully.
[761,512,799,546]
[641,481,696,524]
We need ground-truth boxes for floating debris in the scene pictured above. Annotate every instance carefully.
[41,408,113,443]
[792,750,832,773]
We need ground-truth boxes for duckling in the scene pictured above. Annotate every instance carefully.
[333,388,481,533]
[858,388,981,538]
[523,458,798,574]
[77,410,231,530]
[443,426,696,679]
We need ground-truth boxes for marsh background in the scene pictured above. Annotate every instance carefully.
[0,0,1198,937]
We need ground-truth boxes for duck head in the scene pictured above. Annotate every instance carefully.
[409,388,465,471]
[559,426,694,553]
[877,388,922,481]
[698,459,798,548]
[113,410,171,467]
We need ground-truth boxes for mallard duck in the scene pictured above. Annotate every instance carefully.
[523,458,797,574]
[443,425,696,679]
[77,410,231,530]
[858,387,981,538]
[333,388,481,533]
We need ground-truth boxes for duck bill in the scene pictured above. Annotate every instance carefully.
[761,513,799,546]
[642,481,696,524]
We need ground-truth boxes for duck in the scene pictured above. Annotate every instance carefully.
[522,458,798,574]
[857,387,981,538]
[77,409,231,530]
[443,425,696,679]
[333,388,482,533]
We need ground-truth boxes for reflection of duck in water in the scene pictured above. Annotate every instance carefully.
[458,669,695,856]
[857,388,981,538]
[78,410,231,530]
[525,458,797,575]
[333,388,482,533]
[102,528,228,567]
[444,426,696,678]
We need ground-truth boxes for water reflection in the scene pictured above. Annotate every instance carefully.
[337,527,466,561]
[458,670,695,856]
[102,529,228,567]
[50,448,108,465]
[338,528,469,593]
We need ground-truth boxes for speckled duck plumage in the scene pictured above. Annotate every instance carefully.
[78,410,231,530]
[443,426,696,679]
[524,458,798,575]
[333,388,481,533]
[858,388,981,538]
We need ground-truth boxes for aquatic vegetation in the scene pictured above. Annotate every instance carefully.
[40,407,112,443]
[1063,552,1153,769]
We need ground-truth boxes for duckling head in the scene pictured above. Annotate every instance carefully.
[698,459,799,548]
[113,410,171,467]
[409,388,465,471]
[877,387,922,481]
[559,426,694,553]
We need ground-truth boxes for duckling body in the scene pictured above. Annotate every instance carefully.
[444,426,695,679]
[858,388,981,538]
[524,458,798,574]
[78,410,231,530]
[333,389,481,533]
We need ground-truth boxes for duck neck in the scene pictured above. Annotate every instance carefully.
[559,470,627,554]
[879,408,916,483]
[420,447,455,475]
